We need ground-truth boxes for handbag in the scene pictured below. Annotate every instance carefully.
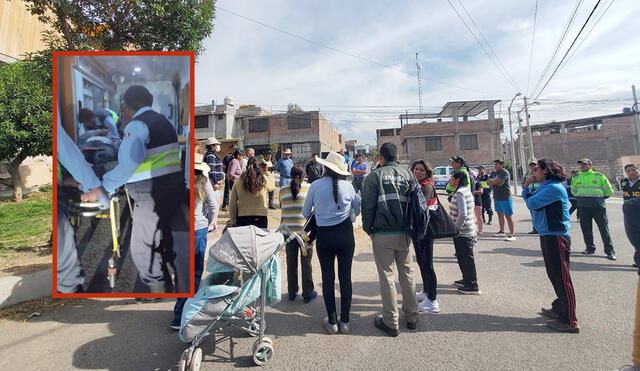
[426,194,459,239]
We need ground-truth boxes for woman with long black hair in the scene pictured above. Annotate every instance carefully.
[410,160,440,313]
[523,158,579,333]
[303,152,361,334]
[227,156,275,228]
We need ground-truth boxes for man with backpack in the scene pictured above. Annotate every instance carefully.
[362,142,418,337]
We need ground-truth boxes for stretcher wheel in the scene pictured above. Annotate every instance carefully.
[252,340,274,366]
[189,347,202,371]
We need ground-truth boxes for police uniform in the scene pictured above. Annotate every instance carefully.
[102,106,184,293]
[56,122,103,293]
[621,175,640,267]
[477,173,493,223]
[571,159,615,257]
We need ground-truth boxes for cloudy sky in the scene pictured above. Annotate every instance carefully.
[196,0,640,145]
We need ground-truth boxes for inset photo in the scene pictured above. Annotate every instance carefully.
[53,52,195,296]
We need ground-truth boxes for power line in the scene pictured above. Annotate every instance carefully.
[559,0,616,70]
[526,0,539,94]
[216,6,504,97]
[533,0,605,100]
[445,0,520,91]
[530,0,584,97]
[456,0,521,91]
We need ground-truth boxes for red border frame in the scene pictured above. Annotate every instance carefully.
[52,51,196,298]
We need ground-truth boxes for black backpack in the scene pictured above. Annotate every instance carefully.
[405,181,430,241]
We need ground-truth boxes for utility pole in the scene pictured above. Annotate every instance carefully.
[523,96,535,161]
[416,52,424,114]
[517,112,527,181]
[508,92,521,192]
[633,85,640,155]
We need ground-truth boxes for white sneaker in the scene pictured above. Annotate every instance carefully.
[323,317,338,334]
[418,299,440,313]
[505,235,516,242]
[416,291,428,302]
[493,231,506,237]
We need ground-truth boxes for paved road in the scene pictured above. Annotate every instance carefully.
[0,196,636,370]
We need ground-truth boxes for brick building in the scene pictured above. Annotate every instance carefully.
[243,111,345,161]
[514,110,640,184]
[377,100,503,167]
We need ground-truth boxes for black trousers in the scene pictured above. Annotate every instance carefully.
[568,198,578,216]
[481,193,493,219]
[623,199,640,268]
[268,191,275,207]
[453,236,477,285]
[412,237,437,300]
[316,218,355,324]
[578,207,614,254]
[222,179,232,208]
[237,215,268,229]
[285,237,314,297]
[540,235,577,326]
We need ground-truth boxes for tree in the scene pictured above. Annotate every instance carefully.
[24,0,216,56]
[0,60,52,202]
[287,103,304,113]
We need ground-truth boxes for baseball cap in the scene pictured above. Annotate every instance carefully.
[577,158,592,165]
[493,159,505,165]
[449,155,465,164]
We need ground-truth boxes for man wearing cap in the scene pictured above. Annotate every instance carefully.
[476,166,493,225]
[524,160,541,234]
[204,137,224,229]
[56,121,109,293]
[82,85,185,293]
[446,155,474,194]
[221,144,238,210]
[488,159,516,241]
[621,164,640,269]
[571,158,615,259]
[275,149,294,187]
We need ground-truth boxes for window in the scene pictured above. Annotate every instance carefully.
[288,114,311,129]
[460,134,478,150]
[249,118,268,133]
[379,129,394,137]
[433,167,447,175]
[425,136,442,151]
[195,115,208,129]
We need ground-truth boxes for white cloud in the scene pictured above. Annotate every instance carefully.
[197,0,640,144]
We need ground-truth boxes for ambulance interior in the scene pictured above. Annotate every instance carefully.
[56,55,192,293]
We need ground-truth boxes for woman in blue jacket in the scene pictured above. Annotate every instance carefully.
[522,158,579,334]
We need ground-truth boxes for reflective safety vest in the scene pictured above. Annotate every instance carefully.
[446,167,472,193]
[127,110,182,183]
[477,174,490,189]
[571,169,613,199]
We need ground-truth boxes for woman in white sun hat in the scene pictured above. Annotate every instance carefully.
[171,153,217,330]
[303,151,361,334]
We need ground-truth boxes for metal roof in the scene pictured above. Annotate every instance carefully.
[399,100,500,120]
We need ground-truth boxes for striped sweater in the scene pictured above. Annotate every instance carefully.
[279,183,310,233]
[448,186,476,237]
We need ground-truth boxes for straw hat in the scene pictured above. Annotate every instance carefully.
[316,151,351,176]
[203,137,220,146]
[283,148,292,155]
[194,153,210,174]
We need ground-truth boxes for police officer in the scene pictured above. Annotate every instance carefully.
[82,85,185,293]
[446,155,474,195]
[56,121,108,293]
[621,163,640,268]
[477,166,493,224]
[571,158,616,260]
[525,160,541,234]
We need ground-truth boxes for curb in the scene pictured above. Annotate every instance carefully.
[0,269,52,309]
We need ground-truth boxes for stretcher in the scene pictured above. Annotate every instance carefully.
[68,188,133,289]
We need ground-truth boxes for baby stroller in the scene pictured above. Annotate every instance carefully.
[178,225,302,369]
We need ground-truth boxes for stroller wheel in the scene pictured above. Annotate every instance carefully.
[189,348,202,371]
[252,341,274,366]
[178,349,189,371]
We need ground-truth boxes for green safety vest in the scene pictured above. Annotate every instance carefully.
[570,169,614,198]
[128,143,181,183]
[446,167,471,192]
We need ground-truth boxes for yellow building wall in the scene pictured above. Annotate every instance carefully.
[0,0,50,61]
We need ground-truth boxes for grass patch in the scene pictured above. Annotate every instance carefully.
[0,190,52,251]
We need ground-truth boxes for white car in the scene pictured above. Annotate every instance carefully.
[433,165,453,189]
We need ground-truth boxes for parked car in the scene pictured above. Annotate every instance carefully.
[433,165,453,189]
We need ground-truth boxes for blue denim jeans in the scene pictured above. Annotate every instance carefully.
[172,227,208,325]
